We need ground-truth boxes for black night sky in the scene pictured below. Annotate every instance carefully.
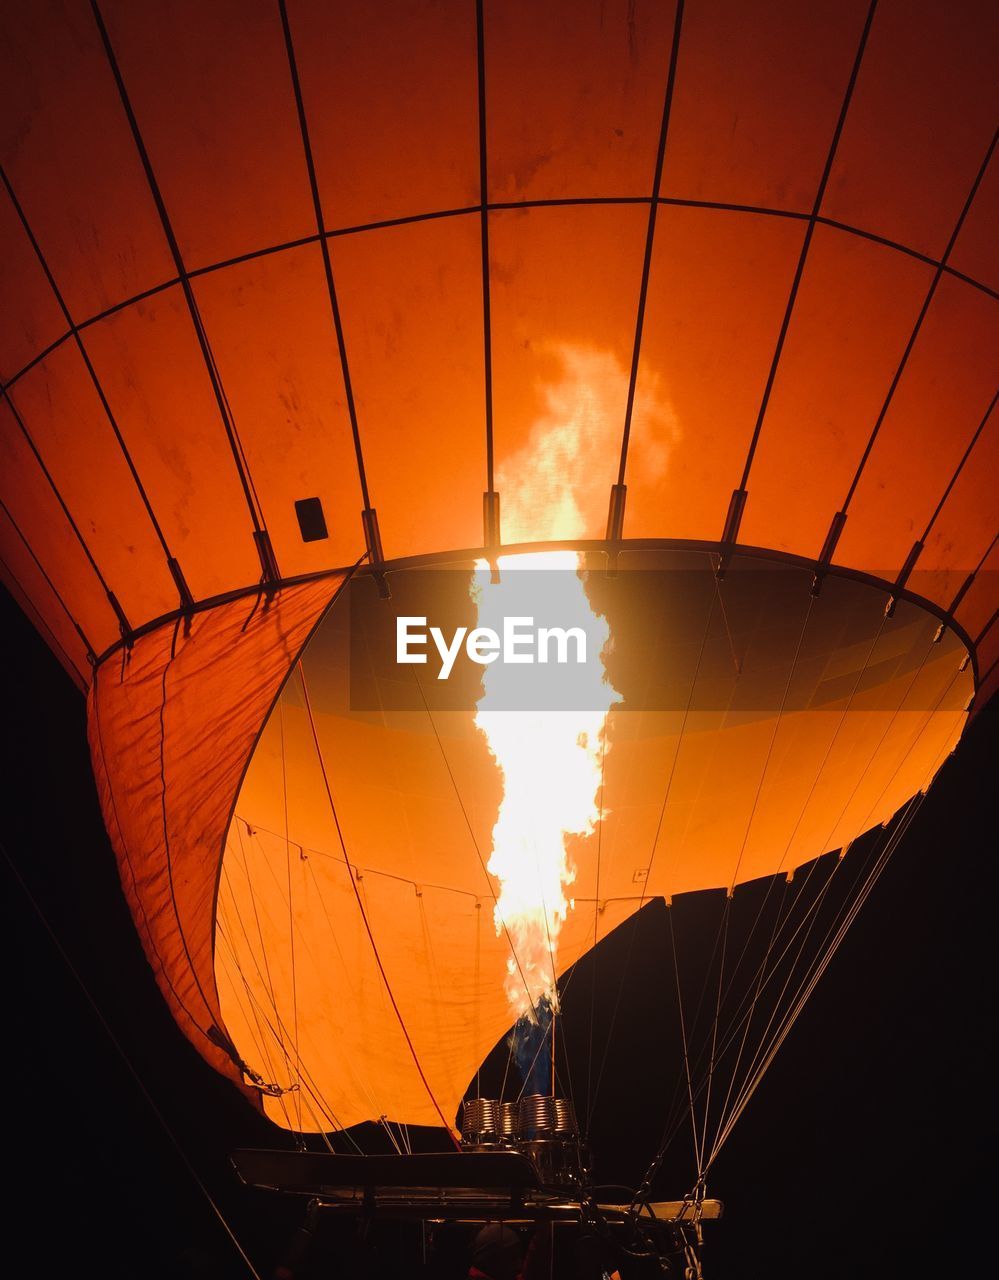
[0,584,994,1278]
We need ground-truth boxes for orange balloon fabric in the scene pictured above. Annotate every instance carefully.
[87,575,345,1103]
[0,0,995,1128]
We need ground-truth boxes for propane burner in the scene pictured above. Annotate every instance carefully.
[461,1094,578,1144]
[461,1095,588,1192]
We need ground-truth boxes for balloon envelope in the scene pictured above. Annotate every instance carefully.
[0,0,994,1125]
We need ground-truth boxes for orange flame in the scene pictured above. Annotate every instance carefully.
[474,552,615,1016]
[474,346,635,1018]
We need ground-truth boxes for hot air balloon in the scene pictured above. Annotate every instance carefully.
[1,0,996,1272]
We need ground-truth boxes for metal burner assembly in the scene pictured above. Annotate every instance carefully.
[461,1094,590,1194]
[232,1140,722,1276]
[232,1078,719,1276]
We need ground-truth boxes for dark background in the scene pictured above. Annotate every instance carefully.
[1,583,993,1278]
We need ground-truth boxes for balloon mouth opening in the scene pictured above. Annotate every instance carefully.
[214,544,972,1134]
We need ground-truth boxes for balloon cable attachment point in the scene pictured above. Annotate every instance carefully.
[812,510,848,596]
[483,490,502,583]
[362,508,391,598]
[252,529,281,587]
[715,488,748,580]
[605,483,627,575]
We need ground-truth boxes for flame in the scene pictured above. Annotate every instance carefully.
[474,549,616,1015]
[473,345,632,1018]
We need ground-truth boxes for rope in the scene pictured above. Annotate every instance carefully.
[705,650,965,1165]
[631,593,955,1202]
[588,560,718,1127]
[280,703,304,1131]
[298,661,460,1142]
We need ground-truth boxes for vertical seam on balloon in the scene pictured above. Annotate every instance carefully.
[91,661,210,1034]
[415,894,458,1105]
[89,0,276,572]
[1,382,128,628]
[948,532,997,619]
[279,701,303,1131]
[0,165,191,605]
[857,655,967,833]
[725,593,818,893]
[810,627,947,857]
[917,391,998,550]
[973,607,998,649]
[298,661,462,1140]
[979,649,999,689]
[0,495,95,663]
[156,612,224,1032]
[838,126,998,517]
[615,0,686,491]
[475,0,496,495]
[277,0,373,512]
[733,0,880,508]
